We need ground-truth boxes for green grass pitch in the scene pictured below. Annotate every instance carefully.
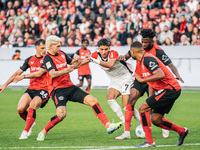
[0,88,200,150]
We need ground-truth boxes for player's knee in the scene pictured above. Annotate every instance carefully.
[138,105,145,113]
[107,94,114,100]
[29,100,41,109]
[17,107,26,113]
[57,111,66,120]
[151,116,162,126]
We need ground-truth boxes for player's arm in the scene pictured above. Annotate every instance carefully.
[156,49,184,83]
[168,63,184,83]
[0,69,24,93]
[134,57,165,83]
[44,55,74,78]
[118,51,131,61]
[0,56,32,93]
[13,68,46,83]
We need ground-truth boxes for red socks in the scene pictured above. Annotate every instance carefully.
[158,117,185,135]
[43,115,62,134]
[18,110,28,121]
[140,112,154,144]
[125,104,133,131]
[92,103,110,128]
[24,108,36,132]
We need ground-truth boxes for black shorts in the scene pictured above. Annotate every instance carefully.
[131,79,149,96]
[24,89,50,108]
[79,74,92,81]
[146,89,181,115]
[52,85,89,108]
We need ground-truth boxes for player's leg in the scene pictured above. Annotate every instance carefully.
[17,92,32,121]
[37,89,67,141]
[151,89,189,146]
[85,75,92,93]
[133,100,155,147]
[76,75,84,87]
[70,86,123,134]
[116,88,141,140]
[107,88,124,123]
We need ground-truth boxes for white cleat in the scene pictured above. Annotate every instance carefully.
[19,130,28,139]
[115,131,131,140]
[162,129,169,138]
[37,132,46,141]
[27,122,36,137]
[107,122,123,134]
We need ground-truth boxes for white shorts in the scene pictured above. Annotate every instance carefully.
[108,78,134,95]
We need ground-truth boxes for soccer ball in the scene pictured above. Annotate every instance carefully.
[135,124,145,138]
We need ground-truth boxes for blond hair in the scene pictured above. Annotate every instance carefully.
[46,35,61,50]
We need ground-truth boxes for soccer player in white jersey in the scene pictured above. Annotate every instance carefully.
[85,38,140,140]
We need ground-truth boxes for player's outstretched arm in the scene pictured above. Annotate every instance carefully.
[13,68,46,83]
[118,53,131,61]
[168,63,184,83]
[48,65,74,78]
[0,69,24,93]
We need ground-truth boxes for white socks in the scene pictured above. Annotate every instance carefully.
[133,107,140,122]
[107,99,125,123]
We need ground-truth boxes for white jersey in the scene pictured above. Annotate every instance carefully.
[91,50,134,94]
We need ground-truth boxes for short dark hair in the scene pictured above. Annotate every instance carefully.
[82,39,89,44]
[130,41,143,49]
[15,49,20,53]
[140,28,155,39]
[97,38,111,47]
[35,39,45,46]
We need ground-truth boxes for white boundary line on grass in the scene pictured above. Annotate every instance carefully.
[1,143,200,149]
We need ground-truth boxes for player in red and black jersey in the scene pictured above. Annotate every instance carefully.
[0,39,50,140]
[117,29,184,139]
[75,39,92,93]
[34,35,122,141]
[130,41,189,147]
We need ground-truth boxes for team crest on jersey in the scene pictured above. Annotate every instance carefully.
[149,61,158,70]
[162,55,169,63]
[46,62,51,69]
[40,60,43,63]
[61,54,65,58]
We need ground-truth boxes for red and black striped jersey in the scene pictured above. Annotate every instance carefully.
[20,55,48,91]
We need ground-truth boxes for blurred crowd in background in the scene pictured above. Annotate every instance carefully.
[0,0,200,48]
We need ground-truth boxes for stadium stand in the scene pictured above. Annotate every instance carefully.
[0,0,200,47]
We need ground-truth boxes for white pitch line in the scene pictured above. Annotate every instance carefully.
[1,143,200,149]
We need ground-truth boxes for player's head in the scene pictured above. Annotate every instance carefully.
[35,39,46,57]
[46,35,61,55]
[130,41,144,60]
[82,39,89,49]
[140,28,155,50]
[97,38,111,58]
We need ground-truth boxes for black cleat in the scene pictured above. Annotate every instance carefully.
[134,141,156,148]
[176,127,189,146]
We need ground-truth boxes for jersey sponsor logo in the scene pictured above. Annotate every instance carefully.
[46,62,52,69]
[56,62,67,69]
[162,55,170,63]
[149,61,158,70]
[30,66,40,71]
[80,56,85,60]
[58,96,64,100]
[143,72,150,77]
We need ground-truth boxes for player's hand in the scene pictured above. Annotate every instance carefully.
[176,76,184,83]
[85,53,91,61]
[133,73,144,83]
[0,85,6,93]
[73,54,79,61]
[13,75,24,83]
[118,55,126,61]
[64,65,74,73]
